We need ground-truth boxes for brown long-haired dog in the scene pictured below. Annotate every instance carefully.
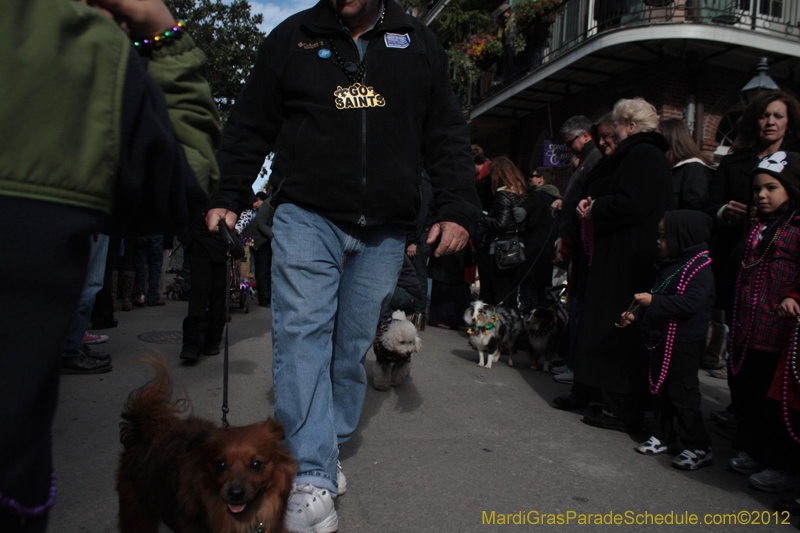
[116,357,297,533]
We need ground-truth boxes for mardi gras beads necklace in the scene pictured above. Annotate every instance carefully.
[580,218,594,266]
[729,211,795,374]
[645,251,712,395]
[782,316,800,443]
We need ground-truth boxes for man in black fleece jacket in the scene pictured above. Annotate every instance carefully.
[204,0,480,530]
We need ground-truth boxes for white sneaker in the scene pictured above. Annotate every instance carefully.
[284,483,338,533]
[336,461,346,497]
[82,331,108,344]
[553,370,574,384]
[550,364,568,375]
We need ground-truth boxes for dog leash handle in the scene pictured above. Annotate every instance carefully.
[217,219,232,429]
[221,320,230,429]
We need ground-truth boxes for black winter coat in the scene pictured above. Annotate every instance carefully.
[574,131,674,394]
[213,0,480,232]
[520,186,559,284]
[704,150,758,314]
[672,159,714,210]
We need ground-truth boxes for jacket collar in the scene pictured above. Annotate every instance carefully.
[301,0,414,37]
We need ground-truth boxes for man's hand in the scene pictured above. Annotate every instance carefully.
[634,292,653,307]
[86,0,176,38]
[407,243,417,258]
[723,200,747,221]
[777,297,800,317]
[551,198,563,211]
[427,221,469,258]
[206,208,238,233]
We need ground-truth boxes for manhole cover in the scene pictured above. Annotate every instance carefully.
[137,331,183,345]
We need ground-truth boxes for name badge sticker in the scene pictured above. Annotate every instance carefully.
[384,33,410,49]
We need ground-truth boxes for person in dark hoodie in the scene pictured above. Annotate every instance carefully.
[619,210,715,470]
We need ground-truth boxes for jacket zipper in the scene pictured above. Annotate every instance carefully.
[352,36,369,227]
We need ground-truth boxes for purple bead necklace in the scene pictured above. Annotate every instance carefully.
[782,317,800,443]
[644,251,712,395]
[580,218,594,266]
[729,214,792,375]
[0,471,56,523]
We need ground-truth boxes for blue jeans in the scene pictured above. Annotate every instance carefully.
[135,235,164,301]
[62,234,109,355]
[271,204,404,494]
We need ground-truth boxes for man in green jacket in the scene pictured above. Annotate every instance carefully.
[0,1,220,530]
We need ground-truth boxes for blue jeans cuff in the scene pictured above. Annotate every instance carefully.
[295,471,338,496]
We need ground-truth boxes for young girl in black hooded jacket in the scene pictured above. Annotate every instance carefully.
[619,210,715,470]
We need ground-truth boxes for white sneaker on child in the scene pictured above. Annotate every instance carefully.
[635,436,670,455]
[284,483,338,533]
[672,449,713,470]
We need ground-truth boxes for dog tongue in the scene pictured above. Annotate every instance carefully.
[228,504,246,514]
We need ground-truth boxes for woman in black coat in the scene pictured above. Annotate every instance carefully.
[574,98,675,432]
[478,156,528,306]
[659,118,715,211]
[702,89,800,439]
[705,90,800,315]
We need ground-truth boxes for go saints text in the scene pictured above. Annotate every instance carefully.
[334,84,385,110]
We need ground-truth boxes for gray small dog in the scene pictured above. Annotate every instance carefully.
[372,310,422,391]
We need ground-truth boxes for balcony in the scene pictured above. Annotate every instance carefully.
[465,0,800,128]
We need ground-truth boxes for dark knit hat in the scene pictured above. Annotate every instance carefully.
[753,151,800,206]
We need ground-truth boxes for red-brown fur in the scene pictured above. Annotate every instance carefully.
[116,357,297,533]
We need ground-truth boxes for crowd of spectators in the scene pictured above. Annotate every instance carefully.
[4,0,800,529]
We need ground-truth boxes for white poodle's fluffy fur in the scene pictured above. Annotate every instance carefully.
[373,311,422,391]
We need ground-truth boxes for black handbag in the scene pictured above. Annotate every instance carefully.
[494,225,525,270]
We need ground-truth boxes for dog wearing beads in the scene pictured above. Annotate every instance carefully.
[464,300,524,368]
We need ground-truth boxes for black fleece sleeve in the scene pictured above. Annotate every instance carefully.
[643,265,714,323]
[214,33,284,214]
[110,42,211,236]
[419,30,481,235]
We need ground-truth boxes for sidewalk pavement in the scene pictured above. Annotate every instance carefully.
[48,299,795,532]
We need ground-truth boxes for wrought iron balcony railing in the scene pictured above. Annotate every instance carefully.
[466,0,800,109]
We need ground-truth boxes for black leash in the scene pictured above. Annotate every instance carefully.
[217,220,241,429]
[496,211,560,310]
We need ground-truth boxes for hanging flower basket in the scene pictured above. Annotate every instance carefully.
[510,0,562,37]
[540,12,557,24]
[463,34,503,71]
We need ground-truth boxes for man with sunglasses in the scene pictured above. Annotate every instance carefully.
[552,116,603,406]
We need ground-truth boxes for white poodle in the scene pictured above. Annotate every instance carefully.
[372,310,422,391]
